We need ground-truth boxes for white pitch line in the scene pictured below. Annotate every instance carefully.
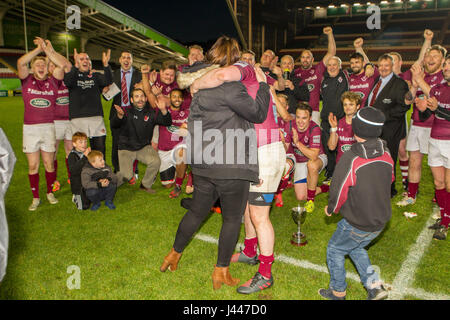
[194,233,361,283]
[389,208,444,300]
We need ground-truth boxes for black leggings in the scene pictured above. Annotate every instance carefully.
[89,136,106,158]
[173,174,249,267]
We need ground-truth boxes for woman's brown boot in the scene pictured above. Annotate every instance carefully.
[160,248,182,272]
[211,265,240,290]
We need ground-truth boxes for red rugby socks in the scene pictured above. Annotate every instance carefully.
[408,182,419,199]
[28,173,40,198]
[45,171,56,194]
[258,254,274,279]
[243,237,258,258]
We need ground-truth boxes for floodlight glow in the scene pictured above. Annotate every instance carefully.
[328,4,335,8]
[354,2,361,5]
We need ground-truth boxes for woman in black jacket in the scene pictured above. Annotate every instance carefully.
[160,36,271,290]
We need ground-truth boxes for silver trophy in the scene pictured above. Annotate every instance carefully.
[291,205,307,246]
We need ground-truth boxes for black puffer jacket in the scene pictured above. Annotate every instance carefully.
[186,71,271,183]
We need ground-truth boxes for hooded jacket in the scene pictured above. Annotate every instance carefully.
[81,162,118,190]
[326,138,394,232]
[179,62,271,183]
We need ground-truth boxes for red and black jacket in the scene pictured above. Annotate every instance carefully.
[327,138,394,232]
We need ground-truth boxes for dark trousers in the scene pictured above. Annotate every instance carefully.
[173,174,249,267]
[321,120,337,178]
[382,133,401,193]
[111,127,120,172]
[89,136,106,159]
[86,183,117,204]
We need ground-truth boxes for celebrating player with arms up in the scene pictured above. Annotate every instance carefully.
[17,37,71,211]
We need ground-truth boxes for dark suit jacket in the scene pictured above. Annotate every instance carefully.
[109,67,142,120]
[366,73,409,141]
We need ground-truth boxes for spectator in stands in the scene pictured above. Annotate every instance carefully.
[320,56,349,181]
[294,26,336,124]
[398,43,447,205]
[67,131,91,210]
[160,36,271,293]
[367,53,410,198]
[17,37,70,211]
[64,48,112,158]
[49,60,71,192]
[111,88,171,194]
[411,57,450,241]
[278,54,310,114]
[110,51,142,174]
[320,107,392,301]
[81,150,118,211]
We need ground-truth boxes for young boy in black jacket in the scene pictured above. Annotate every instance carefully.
[319,107,394,301]
[67,132,91,210]
[81,150,118,211]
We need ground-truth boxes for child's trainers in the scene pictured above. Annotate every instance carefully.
[318,288,346,300]
[105,200,116,210]
[305,200,315,213]
[367,285,388,300]
[90,203,101,211]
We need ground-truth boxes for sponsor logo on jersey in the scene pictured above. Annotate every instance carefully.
[56,96,69,106]
[307,84,315,92]
[30,98,51,108]
[341,144,352,153]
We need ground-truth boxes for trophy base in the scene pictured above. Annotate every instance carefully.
[291,232,308,246]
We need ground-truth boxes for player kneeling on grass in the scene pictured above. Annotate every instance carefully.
[81,151,117,211]
[155,88,190,198]
[111,88,172,194]
[320,107,393,301]
[327,91,360,166]
[67,132,91,210]
[290,103,329,213]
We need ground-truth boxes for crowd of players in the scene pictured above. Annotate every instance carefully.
[16,26,449,299]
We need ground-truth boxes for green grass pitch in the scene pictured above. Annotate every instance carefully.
[0,96,448,300]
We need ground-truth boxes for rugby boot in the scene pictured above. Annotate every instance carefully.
[212,265,240,290]
[237,272,273,294]
[160,248,182,272]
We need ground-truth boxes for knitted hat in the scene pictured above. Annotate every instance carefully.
[352,107,385,139]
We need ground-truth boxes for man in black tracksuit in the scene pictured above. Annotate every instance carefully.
[320,58,349,179]
[111,88,171,193]
[319,107,394,301]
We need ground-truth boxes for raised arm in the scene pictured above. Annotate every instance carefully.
[17,41,43,79]
[322,27,336,66]
[36,37,72,80]
[140,65,158,108]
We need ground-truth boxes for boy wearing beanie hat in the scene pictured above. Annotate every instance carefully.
[319,107,394,300]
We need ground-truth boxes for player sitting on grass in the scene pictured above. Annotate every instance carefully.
[327,91,360,167]
[290,102,329,213]
[67,132,91,210]
[81,151,118,211]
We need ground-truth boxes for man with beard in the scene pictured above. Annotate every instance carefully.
[294,27,336,124]
[111,88,172,194]
[64,48,112,158]
[411,56,450,240]
[397,44,447,206]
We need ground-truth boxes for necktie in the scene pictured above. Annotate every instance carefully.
[121,71,130,106]
[369,79,382,107]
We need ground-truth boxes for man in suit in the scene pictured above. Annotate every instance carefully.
[110,51,142,173]
[367,53,410,197]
